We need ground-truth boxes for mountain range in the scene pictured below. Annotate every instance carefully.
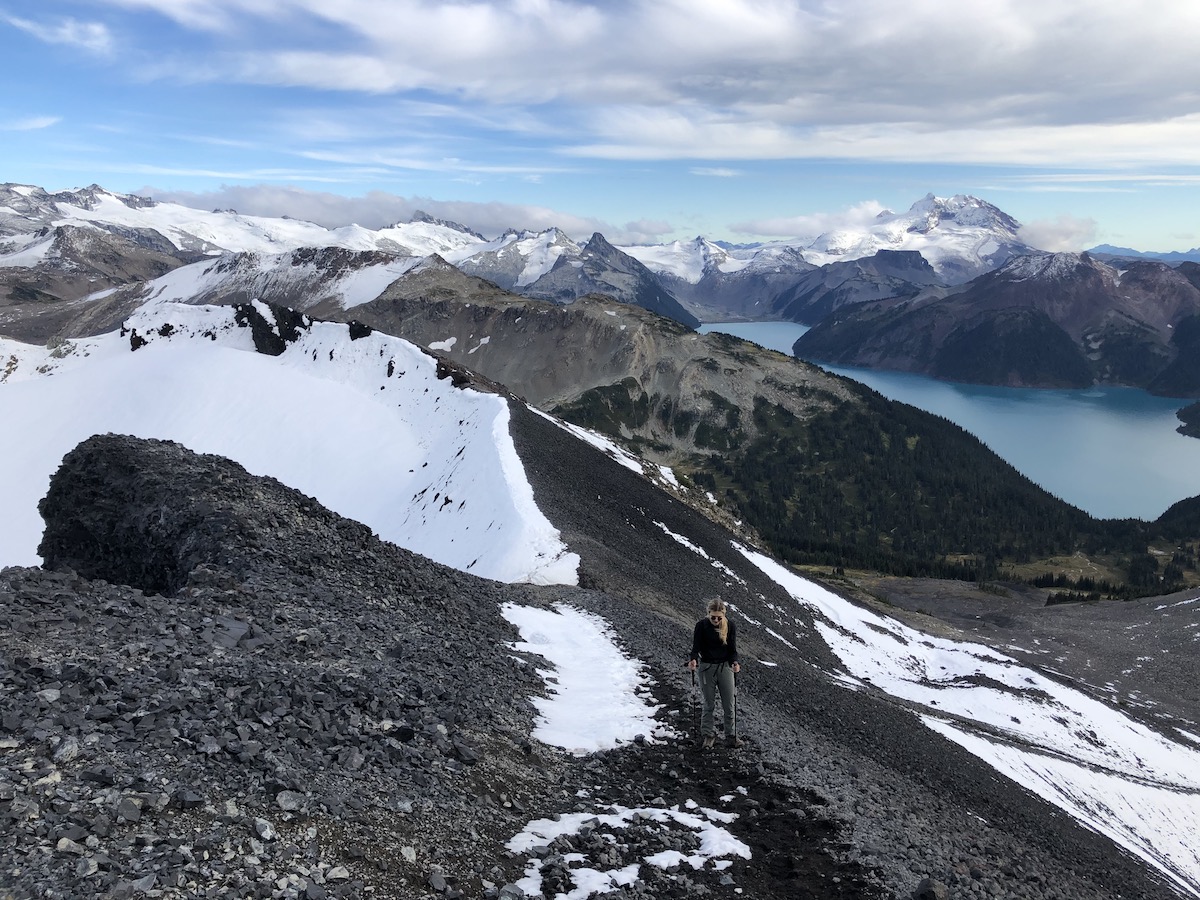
[7,182,1200,399]
[2,298,1199,899]
[0,183,1033,337]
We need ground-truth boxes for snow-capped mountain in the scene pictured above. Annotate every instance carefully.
[0,183,485,258]
[455,227,582,291]
[622,236,807,285]
[624,237,816,321]
[520,231,701,328]
[2,183,1042,330]
[132,246,425,316]
[624,194,1032,295]
[1,183,709,327]
[799,193,1029,282]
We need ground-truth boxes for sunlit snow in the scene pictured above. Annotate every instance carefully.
[736,544,1200,897]
[0,302,578,585]
[501,602,673,754]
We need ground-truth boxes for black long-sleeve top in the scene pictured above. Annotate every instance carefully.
[689,618,738,665]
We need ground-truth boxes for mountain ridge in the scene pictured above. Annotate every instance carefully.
[795,252,1200,397]
[1,182,1045,332]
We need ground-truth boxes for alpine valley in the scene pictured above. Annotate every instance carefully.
[2,182,1200,900]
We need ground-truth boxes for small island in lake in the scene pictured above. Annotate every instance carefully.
[1178,401,1200,439]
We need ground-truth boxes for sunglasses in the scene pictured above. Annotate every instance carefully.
[709,614,724,622]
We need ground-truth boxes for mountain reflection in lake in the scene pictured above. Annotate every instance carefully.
[698,322,1200,521]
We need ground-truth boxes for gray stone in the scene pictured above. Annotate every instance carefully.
[276,790,305,812]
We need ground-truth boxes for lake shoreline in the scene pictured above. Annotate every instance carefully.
[699,322,1200,520]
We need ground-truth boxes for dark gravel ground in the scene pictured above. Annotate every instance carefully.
[0,411,1190,900]
[509,402,1189,900]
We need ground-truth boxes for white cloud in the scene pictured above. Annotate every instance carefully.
[4,14,113,54]
[2,116,61,132]
[731,200,889,239]
[1001,173,1200,189]
[621,219,673,241]
[1018,215,1099,252]
[86,1,1200,168]
[690,167,742,178]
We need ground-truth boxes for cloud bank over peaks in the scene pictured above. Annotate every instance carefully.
[732,200,891,241]
[1017,215,1100,253]
[142,184,672,243]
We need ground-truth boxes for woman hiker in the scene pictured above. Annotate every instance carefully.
[687,598,743,748]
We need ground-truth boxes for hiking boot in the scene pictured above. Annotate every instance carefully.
[726,736,744,748]
[701,735,715,749]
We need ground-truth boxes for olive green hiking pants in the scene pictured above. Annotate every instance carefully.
[698,662,736,738]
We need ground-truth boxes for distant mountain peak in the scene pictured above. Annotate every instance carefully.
[902,193,1020,234]
[995,250,1097,282]
[408,210,484,240]
[51,184,156,212]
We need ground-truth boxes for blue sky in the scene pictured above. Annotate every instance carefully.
[3,0,1200,249]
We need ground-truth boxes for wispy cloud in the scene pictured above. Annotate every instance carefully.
[999,173,1200,188]
[4,14,113,54]
[690,167,742,178]
[1018,215,1099,251]
[2,115,62,132]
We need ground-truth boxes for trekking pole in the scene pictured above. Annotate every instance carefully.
[690,666,697,740]
[731,665,737,742]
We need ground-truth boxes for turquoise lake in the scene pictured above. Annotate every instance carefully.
[698,322,1200,522]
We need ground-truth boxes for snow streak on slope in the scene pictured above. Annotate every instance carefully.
[737,546,1200,898]
[501,602,674,754]
[0,303,578,585]
[129,250,423,311]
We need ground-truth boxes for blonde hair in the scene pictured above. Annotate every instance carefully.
[707,598,729,644]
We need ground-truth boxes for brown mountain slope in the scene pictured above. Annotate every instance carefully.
[335,263,854,462]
